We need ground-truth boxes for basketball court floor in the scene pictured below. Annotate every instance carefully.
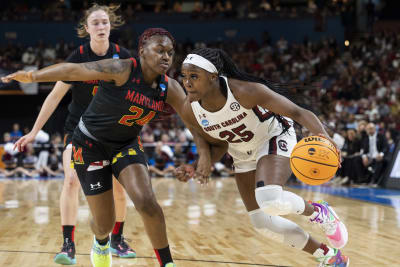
[0,177,399,266]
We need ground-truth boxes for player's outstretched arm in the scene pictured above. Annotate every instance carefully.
[231,79,340,160]
[1,59,132,86]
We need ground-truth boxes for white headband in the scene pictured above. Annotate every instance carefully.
[183,54,218,73]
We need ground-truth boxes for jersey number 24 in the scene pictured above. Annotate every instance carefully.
[119,105,156,126]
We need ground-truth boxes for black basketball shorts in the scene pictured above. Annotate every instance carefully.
[71,128,147,196]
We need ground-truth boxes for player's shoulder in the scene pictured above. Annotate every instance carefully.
[110,43,131,58]
[65,43,88,62]
[226,77,262,108]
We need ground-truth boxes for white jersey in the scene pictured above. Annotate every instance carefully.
[191,76,294,162]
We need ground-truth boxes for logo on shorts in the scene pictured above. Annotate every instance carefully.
[278,140,288,152]
[308,148,316,155]
[72,146,84,165]
[247,150,252,155]
[87,160,110,171]
[230,102,240,111]
[90,182,103,191]
[201,119,209,126]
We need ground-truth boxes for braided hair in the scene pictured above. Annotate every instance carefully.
[138,28,176,50]
[190,48,312,133]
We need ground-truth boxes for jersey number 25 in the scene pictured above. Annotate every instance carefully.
[219,124,254,143]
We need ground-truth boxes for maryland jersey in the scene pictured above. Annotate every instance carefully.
[63,43,131,132]
[80,57,168,150]
[191,76,294,162]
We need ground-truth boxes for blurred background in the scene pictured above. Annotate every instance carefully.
[0,0,399,189]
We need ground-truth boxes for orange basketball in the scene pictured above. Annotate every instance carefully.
[290,136,339,185]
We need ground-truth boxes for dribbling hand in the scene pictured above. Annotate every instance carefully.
[1,71,34,83]
[318,133,342,168]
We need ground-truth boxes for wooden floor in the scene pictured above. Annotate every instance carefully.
[0,178,399,267]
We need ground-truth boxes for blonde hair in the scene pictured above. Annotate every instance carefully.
[77,3,124,38]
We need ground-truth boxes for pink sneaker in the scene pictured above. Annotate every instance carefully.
[310,201,348,249]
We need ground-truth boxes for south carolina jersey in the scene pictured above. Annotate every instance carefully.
[191,76,293,162]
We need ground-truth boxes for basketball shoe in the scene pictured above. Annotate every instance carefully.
[165,263,176,267]
[110,235,136,258]
[310,201,348,249]
[316,248,349,267]
[54,241,76,265]
[90,237,112,267]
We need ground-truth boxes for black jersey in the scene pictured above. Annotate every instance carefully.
[82,57,169,149]
[64,43,131,125]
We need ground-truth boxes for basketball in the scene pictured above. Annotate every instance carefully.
[290,136,339,185]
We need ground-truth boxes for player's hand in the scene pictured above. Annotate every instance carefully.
[195,156,212,185]
[174,164,195,183]
[318,133,342,167]
[14,132,36,152]
[1,70,34,83]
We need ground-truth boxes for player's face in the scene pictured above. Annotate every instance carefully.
[141,36,174,75]
[181,64,214,102]
[85,10,111,42]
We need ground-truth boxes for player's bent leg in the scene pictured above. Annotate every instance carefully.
[86,190,115,267]
[255,184,306,216]
[249,209,309,249]
[54,148,80,265]
[118,164,173,267]
[255,155,348,249]
[111,177,136,258]
[309,201,349,249]
[236,169,349,267]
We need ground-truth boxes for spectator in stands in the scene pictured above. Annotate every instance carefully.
[260,0,272,11]
[339,129,362,185]
[2,132,18,176]
[149,142,175,177]
[361,122,389,185]
[14,143,38,178]
[172,1,182,13]
[10,123,23,142]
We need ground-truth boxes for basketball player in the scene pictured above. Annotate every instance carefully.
[175,48,349,267]
[13,4,136,265]
[3,28,212,267]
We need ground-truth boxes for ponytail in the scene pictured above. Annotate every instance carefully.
[191,48,314,133]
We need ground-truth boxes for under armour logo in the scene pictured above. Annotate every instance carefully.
[90,182,103,190]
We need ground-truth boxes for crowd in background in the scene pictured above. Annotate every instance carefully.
[0,1,398,186]
[0,0,369,22]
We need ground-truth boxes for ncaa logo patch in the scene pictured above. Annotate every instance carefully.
[160,83,166,96]
[113,54,120,59]
[201,119,209,127]
[308,148,316,155]
[278,140,288,152]
[230,102,240,111]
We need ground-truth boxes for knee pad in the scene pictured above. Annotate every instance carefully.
[255,185,305,216]
[249,209,309,249]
